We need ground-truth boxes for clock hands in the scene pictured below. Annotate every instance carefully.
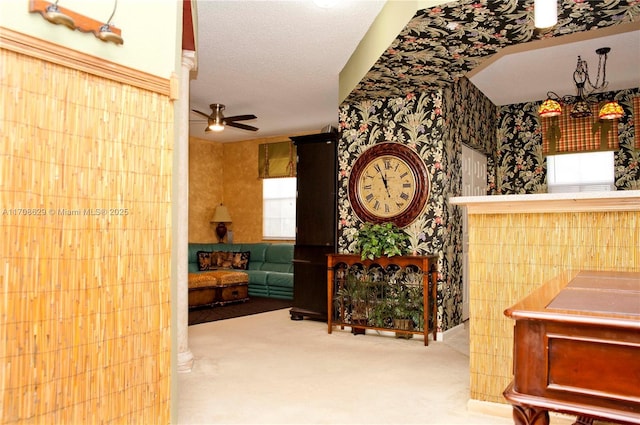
[380,171,392,198]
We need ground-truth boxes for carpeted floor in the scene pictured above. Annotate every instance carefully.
[188,296,292,325]
[178,310,515,424]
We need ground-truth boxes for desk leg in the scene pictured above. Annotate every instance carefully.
[511,404,549,425]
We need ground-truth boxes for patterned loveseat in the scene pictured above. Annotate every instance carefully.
[188,243,294,300]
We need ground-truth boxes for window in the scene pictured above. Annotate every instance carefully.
[547,151,615,193]
[263,177,296,239]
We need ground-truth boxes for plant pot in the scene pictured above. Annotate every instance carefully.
[351,318,367,335]
[393,318,414,339]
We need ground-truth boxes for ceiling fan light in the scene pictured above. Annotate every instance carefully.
[598,101,624,120]
[538,98,562,117]
[209,123,225,132]
[534,0,557,29]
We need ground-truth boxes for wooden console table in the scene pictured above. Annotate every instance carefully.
[503,270,640,425]
[327,254,438,346]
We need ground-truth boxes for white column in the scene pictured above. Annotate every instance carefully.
[177,50,196,372]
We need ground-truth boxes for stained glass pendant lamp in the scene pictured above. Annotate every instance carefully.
[538,48,624,121]
[599,101,624,120]
[538,99,562,117]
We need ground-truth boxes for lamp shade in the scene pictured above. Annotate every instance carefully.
[208,122,225,132]
[211,204,232,223]
[534,0,557,28]
[598,101,624,120]
[570,100,592,118]
[538,98,562,117]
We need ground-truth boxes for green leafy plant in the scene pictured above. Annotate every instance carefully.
[355,222,409,260]
[335,273,378,328]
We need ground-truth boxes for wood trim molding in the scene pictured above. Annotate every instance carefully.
[0,27,172,97]
[28,0,122,40]
[449,190,640,214]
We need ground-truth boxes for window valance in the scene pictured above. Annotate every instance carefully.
[541,103,619,155]
[258,141,296,178]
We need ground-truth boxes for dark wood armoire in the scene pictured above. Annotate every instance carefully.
[289,132,337,321]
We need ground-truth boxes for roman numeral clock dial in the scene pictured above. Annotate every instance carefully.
[348,143,430,228]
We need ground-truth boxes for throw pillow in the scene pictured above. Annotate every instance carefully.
[216,251,234,268]
[196,251,215,271]
[231,251,250,270]
[210,251,225,267]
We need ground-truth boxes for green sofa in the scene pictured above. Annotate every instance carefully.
[188,243,294,300]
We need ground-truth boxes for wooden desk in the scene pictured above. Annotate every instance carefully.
[503,270,640,425]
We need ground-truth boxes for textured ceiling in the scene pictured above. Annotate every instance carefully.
[470,26,640,106]
[189,0,640,144]
[189,0,386,143]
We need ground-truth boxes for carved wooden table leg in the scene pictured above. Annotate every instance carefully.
[511,404,550,425]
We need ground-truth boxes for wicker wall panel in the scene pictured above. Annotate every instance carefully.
[1,48,173,423]
[466,211,639,404]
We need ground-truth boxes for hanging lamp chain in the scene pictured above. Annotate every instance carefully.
[105,0,118,25]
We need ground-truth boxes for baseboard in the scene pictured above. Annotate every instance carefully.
[438,321,467,341]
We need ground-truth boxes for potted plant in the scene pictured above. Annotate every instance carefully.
[387,271,424,339]
[335,273,377,334]
[369,294,393,329]
[355,222,409,261]
[389,286,414,339]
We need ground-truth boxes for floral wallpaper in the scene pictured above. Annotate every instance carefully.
[337,0,639,332]
[440,77,497,330]
[443,77,496,157]
[337,92,449,331]
[494,88,640,194]
[337,93,445,258]
[337,78,495,333]
[493,101,547,194]
[614,90,640,190]
[347,0,640,103]
[337,86,638,330]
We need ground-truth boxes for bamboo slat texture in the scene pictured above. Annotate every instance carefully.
[467,211,639,404]
[1,48,173,423]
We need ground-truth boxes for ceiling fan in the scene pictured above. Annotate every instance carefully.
[191,103,258,133]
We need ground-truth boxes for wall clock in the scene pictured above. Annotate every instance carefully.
[348,142,429,228]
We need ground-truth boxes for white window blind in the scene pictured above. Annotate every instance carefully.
[263,177,296,239]
[547,151,615,193]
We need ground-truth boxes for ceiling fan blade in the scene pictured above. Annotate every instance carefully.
[224,114,257,122]
[226,122,258,132]
[192,109,212,119]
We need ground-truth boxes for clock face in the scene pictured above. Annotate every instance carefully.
[349,143,430,228]
[357,155,417,218]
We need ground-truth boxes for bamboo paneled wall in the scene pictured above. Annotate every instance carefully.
[1,49,173,423]
[467,211,640,404]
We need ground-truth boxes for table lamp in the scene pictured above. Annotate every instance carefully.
[211,204,232,243]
